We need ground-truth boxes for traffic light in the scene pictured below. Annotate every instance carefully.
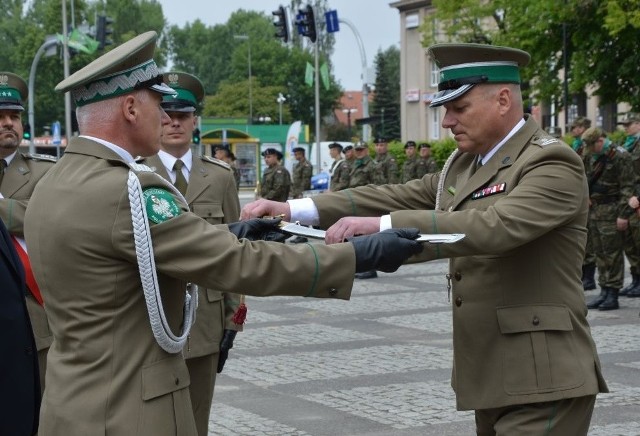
[272,6,289,43]
[295,5,317,43]
[22,123,31,141]
[96,15,114,50]
[192,128,200,145]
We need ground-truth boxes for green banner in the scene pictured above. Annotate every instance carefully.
[320,62,330,90]
[305,62,314,87]
[57,29,99,54]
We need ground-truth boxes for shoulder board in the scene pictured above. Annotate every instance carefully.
[21,152,57,163]
[200,155,231,170]
[530,135,560,148]
[128,162,154,173]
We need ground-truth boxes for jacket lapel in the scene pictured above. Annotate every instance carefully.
[2,153,30,197]
[185,157,208,203]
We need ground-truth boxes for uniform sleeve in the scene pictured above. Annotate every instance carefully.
[303,164,313,190]
[616,153,636,219]
[0,199,28,236]
[220,169,243,331]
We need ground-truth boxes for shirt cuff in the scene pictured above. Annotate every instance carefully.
[380,214,392,231]
[288,198,320,226]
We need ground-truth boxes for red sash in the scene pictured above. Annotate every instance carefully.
[11,236,44,306]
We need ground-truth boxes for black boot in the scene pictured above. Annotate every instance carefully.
[626,285,640,297]
[620,273,639,296]
[587,287,609,309]
[582,264,596,291]
[598,288,619,311]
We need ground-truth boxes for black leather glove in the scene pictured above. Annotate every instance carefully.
[349,228,423,273]
[228,218,288,243]
[217,330,237,373]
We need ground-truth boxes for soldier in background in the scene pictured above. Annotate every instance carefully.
[618,113,640,297]
[0,72,55,396]
[215,143,241,190]
[401,140,419,183]
[144,71,244,436]
[328,142,345,191]
[373,136,399,185]
[582,127,635,311]
[416,142,439,178]
[350,141,377,279]
[291,146,313,199]
[332,144,354,191]
[260,148,291,202]
[570,117,592,153]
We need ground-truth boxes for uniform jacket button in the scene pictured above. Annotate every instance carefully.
[455,296,463,307]
[532,316,540,326]
[175,377,180,385]
[328,287,337,296]
[454,272,462,281]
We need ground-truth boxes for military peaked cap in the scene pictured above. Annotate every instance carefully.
[0,72,28,111]
[427,43,530,107]
[55,31,175,106]
[618,112,640,125]
[161,71,204,113]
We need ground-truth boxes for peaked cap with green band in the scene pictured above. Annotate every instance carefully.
[161,72,205,113]
[55,31,175,106]
[0,72,28,111]
[427,43,530,107]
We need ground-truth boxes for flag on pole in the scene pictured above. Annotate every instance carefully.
[320,62,330,90]
[305,62,314,87]
[58,29,99,54]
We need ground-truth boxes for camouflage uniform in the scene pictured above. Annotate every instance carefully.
[349,155,375,188]
[330,158,351,191]
[416,156,439,178]
[291,158,313,198]
[621,133,640,295]
[401,156,419,183]
[373,153,399,185]
[260,164,291,201]
[585,142,635,302]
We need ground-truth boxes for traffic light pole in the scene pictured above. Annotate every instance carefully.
[62,0,72,151]
[28,37,60,154]
[314,34,321,175]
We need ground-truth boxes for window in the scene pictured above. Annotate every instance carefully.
[430,107,440,140]
[430,61,439,88]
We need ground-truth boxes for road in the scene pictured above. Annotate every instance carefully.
[207,238,640,435]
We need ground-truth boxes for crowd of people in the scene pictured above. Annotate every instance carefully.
[2,27,635,435]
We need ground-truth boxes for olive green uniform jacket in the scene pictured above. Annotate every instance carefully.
[24,137,356,436]
[312,116,608,411]
[0,152,55,387]
[260,164,291,201]
[145,153,243,357]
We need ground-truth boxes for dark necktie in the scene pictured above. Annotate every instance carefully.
[0,159,7,188]
[173,159,188,196]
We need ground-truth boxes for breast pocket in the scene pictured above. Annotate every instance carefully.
[192,203,224,224]
[497,304,585,395]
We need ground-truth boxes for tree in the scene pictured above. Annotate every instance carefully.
[371,47,400,141]
[421,0,640,110]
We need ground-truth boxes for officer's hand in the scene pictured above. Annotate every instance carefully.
[349,228,423,273]
[228,217,288,243]
[217,330,237,373]
[325,217,382,244]
[241,199,291,221]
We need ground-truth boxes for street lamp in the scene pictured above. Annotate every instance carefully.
[276,93,286,125]
[233,34,253,125]
[342,108,357,139]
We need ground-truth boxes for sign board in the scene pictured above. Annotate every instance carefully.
[405,89,421,102]
[52,121,61,145]
[325,10,339,33]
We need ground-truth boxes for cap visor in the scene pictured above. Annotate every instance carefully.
[0,104,25,111]
[150,82,177,95]
[161,104,196,113]
[429,84,474,107]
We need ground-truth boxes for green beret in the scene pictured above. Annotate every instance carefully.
[0,72,28,111]
[55,31,175,106]
[427,43,530,107]
[161,72,205,113]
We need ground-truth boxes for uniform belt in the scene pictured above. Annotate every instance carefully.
[590,197,617,206]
